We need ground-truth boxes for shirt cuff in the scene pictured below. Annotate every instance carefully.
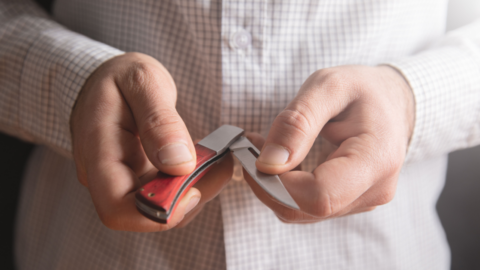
[387,44,480,164]
[19,21,123,157]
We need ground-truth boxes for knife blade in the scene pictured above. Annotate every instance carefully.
[135,125,299,224]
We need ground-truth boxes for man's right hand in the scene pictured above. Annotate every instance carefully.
[70,53,233,232]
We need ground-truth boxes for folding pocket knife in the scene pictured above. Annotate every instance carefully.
[135,125,299,223]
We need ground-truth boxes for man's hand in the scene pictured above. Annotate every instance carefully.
[71,53,232,231]
[248,65,414,223]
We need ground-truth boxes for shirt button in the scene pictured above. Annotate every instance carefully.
[230,30,252,50]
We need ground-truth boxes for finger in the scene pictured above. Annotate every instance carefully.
[174,151,234,228]
[325,172,397,218]
[256,70,355,174]
[245,132,266,149]
[348,206,377,215]
[176,204,205,228]
[275,213,323,224]
[85,122,201,232]
[72,75,155,187]
[115,54,196,176]
[80,88,199,232]
[284,133,397,218]
[192,153,233,202]
[337,206,377,217]
[273,191,377,223]
[276,168,381,221]
[75,79,158,187]
[246,132,301,170]
[275,204,376,224]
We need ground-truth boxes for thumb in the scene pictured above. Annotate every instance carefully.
[256,71,347,175]
[117,54,196,175]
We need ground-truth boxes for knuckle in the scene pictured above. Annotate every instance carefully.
[140,110,184,139]
[126,62,155,89]
[374,185,396,206]
[313,68,362,104]
[391,153,405,171]
[379,147,405,176]
[315,68,350,91]
[124,51,146,60]
[121,56,174,93]
[274,107,313,138]
[385,160,403,179]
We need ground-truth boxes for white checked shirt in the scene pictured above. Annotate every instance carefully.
[1,0,480,269]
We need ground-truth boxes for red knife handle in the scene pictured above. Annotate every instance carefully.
[135,144,217,223]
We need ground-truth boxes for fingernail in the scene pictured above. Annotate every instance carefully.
[258,144,290,165]
[185,196,200,214]
[158,143,193,165]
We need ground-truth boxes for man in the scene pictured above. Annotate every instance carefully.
[1,0,479,269]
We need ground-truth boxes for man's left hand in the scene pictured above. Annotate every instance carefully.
[247,65,415,223]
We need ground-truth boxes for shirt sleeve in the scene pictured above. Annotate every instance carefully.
[387,19,480,164]
[0,0,124,158]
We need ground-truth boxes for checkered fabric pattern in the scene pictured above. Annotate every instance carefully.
[1,0,480,269]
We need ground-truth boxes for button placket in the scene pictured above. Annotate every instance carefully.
[220,0,268,129]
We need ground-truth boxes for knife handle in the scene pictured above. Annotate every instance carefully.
[135,144,216,223]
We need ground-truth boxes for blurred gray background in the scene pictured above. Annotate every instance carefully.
[439,145,480,270]
[436,1,480,269]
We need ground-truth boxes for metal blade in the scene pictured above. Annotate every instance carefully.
[229,137,300,210]
[198,125,244,155]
